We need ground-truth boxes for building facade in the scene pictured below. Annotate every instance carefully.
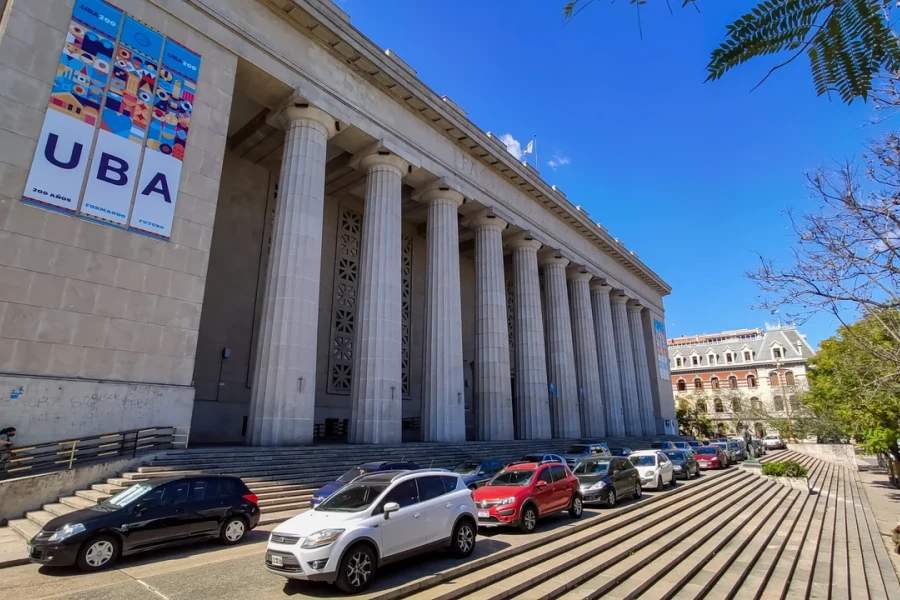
[668,326,816,438]
[0,0,676,447]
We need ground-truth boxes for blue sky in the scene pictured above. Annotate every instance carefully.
[340,0,882,347]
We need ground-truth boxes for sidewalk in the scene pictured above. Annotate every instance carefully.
[0,526,27,569]
[856,465,900,579]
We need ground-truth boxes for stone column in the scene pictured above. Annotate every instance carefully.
[610,292,642,436]
[249,105,335,446]
[590,281,625,436]
[540,251,581,439]
[349,151,409,444]
[567,267,605,438]
[508,234,551,439]
[471,213,514,440]
[628,301,657,435]
[420,184,466,442]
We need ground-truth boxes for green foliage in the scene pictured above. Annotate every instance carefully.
[761,460,809,478]
[563,0,900,104]
[675,398,713,438]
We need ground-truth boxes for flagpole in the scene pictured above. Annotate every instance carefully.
[534,135,538,170]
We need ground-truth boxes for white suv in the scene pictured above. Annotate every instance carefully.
[763,435,785,450]
[265,469,477,593]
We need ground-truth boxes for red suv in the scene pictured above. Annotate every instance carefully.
[472,462,583,532]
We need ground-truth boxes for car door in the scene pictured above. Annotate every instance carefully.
[549,465,572,510]
[185,478,233,536]
[657,453,673,482]
[124,480,193,549]
[610,459,627,496]
[416,475,453,545]
[532,466,555,513]
[377,479,425,558]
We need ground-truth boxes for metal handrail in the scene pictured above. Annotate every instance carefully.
[1,426,190,479]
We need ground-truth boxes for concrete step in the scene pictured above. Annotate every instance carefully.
[43,503,77,518]
[846,465,894,600]
[254,489,314,501]
[60,495,98,510]
[74,489,109,503]
[106,477,146,487]
[92,483,125,494]
[24,510,57,528]
[7,518,39,541]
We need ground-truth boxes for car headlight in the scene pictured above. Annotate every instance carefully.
[301,529,345,549]
[48,523,86,542]
[589,481,607,490]
[497,496,517,506]
[673,465,682,470]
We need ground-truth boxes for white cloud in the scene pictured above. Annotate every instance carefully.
[500,133,523,160]
[547,154,571,170]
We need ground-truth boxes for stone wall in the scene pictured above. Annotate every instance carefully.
[788,442,859,470]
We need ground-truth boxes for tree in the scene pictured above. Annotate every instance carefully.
[676,395,714,437]
[803,310,900,459]
[563,0,900,104]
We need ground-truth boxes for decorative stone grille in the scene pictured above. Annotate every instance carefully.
[327,208,361,394]
[506,275,515,372]
[401,235,412,398]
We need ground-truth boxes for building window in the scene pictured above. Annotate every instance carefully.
[751,397,762,411]
[694,378,703,390]
[675,357,683,368]
[714,398,724,412]
[696,400,707,413]
[743,351,751,361]
[789,395,800,410]
[785,371,795,386]
[728,376,738,389]
[711,377,719,390]
[747,374,757,388]
[732,398,742,412]
[769,372,779,387]
[773,347,782,359]
[774,396,784,411]
[726,352,734,364]
[692,355,700,366]
[708,353,717,365]
[677,379,686,392]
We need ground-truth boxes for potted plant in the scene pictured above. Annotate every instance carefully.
[761,460,810,492]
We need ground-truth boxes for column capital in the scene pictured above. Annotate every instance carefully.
[566,265,593,281]
[415,179,464,207]
[626,299,644,313]
[538,248,569,268]
[465,209,508,231]
[589,278,612,294]
[610,291,630,305]
[268,102,338,138]
[359,151,410,174]
[506,232,542,251]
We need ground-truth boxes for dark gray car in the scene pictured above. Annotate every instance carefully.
[664,450,699,479]
[562,443,611,468]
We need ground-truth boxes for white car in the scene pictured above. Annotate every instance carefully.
[763,434,785,450]
[629,451,676,490]
[265,469,477,593]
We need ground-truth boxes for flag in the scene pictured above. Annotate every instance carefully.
[523,140,534,155]
[549,382,557,397]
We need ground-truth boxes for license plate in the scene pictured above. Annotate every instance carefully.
[271,555,283,567]
[478,510,489,518]
[699,462,708,466]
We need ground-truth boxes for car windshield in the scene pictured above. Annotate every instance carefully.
[765,435,779,440]
[630,455,657,467]
[337,466,375,483]
[650,442,664,449]
[567,445,590,454]
[697,447,718,455]
[452,461,481,475]
[665,451,686,461]
[490,469,535,486]
[520,455,544,462]
[316,483,388,512]
[713,443,728,451]
[100,483,156,508]
[574,461,610,476]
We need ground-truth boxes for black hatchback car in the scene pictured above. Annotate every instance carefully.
[27,475,260,571]
[664,450,700,479]
[573,456,641,507]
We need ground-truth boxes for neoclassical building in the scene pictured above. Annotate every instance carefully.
[668,326,815,437]
[0,0,675,447]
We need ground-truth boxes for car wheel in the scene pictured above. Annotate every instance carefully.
[656,475,663,490]
[76,535,120,572]
[220,516,247,545]
[569,494,584,518]
[606,488,617,508]
[518,505,538,533]
[669,472,677,487]
[335,543,377,594]
[633,481,642,499]
[450,518,476,558]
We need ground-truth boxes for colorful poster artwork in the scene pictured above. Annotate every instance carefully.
[654,319,670,381]
[22,0,123,214]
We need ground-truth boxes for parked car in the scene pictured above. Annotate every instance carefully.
[694,446,728,470]
[267,469,475,593]
[473,461,583,532]
[711,442,735,465]
[629,451,676,490]
[451,459,504,489]
[671,441,692,452]
[515,453,565,465]
[727,439,746,461]
[763,434,785,450]
[751,439,767,457]
[561,442,612,467]
[27,475,259,572]
[650,441,677,451]
[573,456,641,506]
[687,441,703,452]
[611,447,633,457]
[310,460,421,508]
[664,450,699,479]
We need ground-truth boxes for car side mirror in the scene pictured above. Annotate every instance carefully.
[478,471,486,476]
[536,480,549,487]
[383,502,400,519]
[132,500,149,514]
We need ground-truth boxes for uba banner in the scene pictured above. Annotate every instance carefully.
[22,0,202,242]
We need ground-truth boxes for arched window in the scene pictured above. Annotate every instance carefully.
[711,377,720,389]
[789,395,800,410]
[729,376,738,389]
[747,374,757,388]
[696,400,707,413]
[751,397,761,411]
[732,398,742,412]
[677,379,686,391]
[774,396,784,411]
[716,423,726,436]
[785,371,795,386]
[714,398,724,412]
[769,372,780,387]
[694,378,703,390]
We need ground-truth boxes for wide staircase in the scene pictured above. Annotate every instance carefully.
[353,449,900,600]
[4,435,682,545]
